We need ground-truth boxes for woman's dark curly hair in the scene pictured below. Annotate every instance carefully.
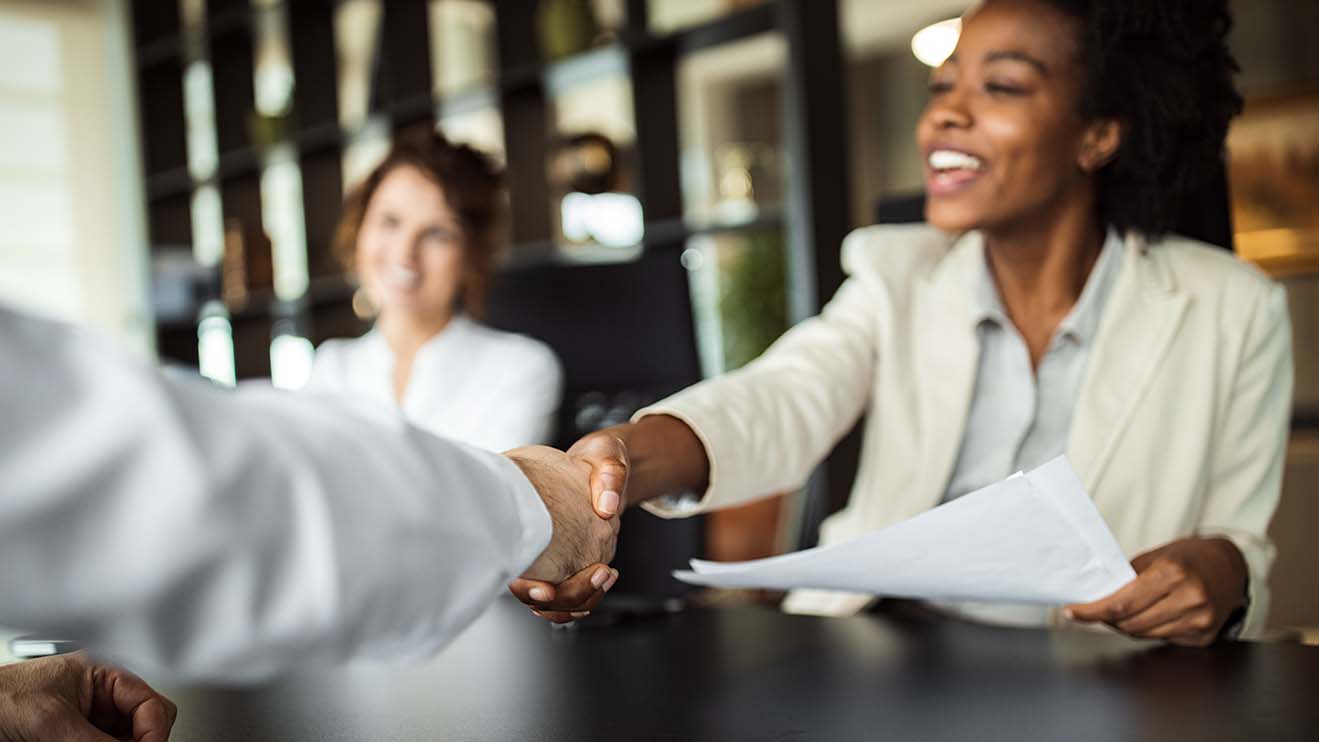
[1045,0,1244,238]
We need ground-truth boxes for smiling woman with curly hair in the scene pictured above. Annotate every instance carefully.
[304,134,563,453]
[513,0,1293,646]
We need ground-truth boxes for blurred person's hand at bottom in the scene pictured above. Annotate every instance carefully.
[0,651,177,742]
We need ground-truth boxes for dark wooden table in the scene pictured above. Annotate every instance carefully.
[164,597,1319,741]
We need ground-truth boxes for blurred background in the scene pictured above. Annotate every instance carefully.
[0,0,1314,635]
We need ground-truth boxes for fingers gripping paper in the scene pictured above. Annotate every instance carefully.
[674,456,1136,604]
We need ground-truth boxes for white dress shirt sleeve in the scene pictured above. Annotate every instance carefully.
[0,306,551,681]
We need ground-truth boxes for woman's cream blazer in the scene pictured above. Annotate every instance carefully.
[640,224,1292,639]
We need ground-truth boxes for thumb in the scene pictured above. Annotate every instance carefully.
[128,695,176,742]
[569,432,629,519]
[590,454,627,518]
[92,664,178,742]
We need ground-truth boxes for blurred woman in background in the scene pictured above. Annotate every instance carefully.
[306,134,562,452]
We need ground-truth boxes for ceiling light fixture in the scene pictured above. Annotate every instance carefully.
[911,18,961,67]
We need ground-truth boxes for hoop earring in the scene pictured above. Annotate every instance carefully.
[351,286,378,320]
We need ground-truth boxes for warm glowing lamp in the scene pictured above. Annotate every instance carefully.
[911,18,962,68]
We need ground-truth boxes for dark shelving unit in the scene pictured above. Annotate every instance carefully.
[130,2,850,300]
[129,0,855,588]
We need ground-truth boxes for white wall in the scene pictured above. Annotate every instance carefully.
[0,0,151,356]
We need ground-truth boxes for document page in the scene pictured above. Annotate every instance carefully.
[674,456,1136,604]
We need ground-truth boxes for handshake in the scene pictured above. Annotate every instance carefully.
[504,432,630,622]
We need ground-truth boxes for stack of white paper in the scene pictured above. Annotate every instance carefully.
[674,456,1135,605]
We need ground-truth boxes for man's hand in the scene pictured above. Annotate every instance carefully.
[0,651,177,742]
[1065,537,1248,647]
[506,446,620,585]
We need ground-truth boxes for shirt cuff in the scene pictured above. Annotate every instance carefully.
[493,454,553,575]
[1195,528,1270,640]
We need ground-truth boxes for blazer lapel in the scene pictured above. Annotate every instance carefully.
[1068,233,1189,494]
[911,233,982,505]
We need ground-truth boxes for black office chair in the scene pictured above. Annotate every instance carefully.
[485,248,705,599]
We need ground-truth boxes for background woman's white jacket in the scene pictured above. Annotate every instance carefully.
[306,316,563,452]
[641,224,1292,639]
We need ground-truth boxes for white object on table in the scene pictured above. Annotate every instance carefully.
[674,456,1136,605]
[0,629,18,665]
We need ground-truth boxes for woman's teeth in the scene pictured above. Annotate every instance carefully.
[383,266,420,289]
[928,150,985,172]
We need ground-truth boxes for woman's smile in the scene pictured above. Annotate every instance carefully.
[379,264,423,293]
[925,147,988,196]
